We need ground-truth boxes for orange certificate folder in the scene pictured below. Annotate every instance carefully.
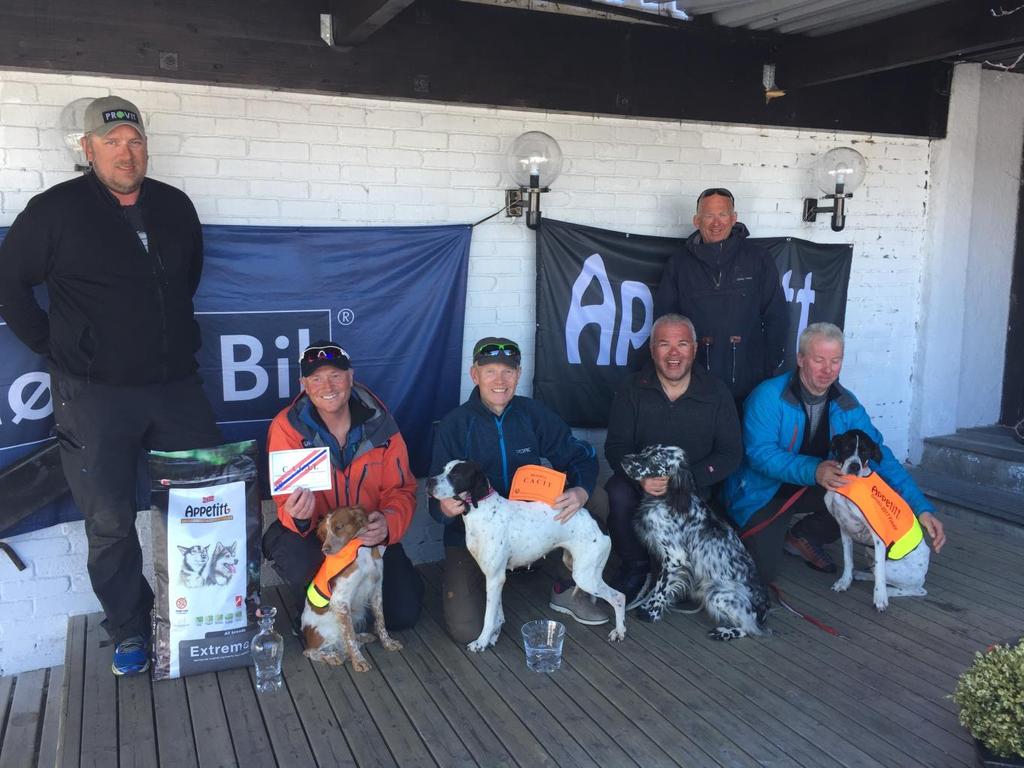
[508,465,567,506]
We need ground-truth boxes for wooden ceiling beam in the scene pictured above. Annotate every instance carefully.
[776,0,1024,89]
[326,0,418,46]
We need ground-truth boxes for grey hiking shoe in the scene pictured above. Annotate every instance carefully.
[549,584,609,626]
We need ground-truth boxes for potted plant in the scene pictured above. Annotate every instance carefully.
[952,639,1024,767]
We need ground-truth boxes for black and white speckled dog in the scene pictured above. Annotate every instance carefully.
[621,445,769,640]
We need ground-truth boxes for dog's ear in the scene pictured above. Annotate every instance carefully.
[868,438,883,465]
[315,514,331,543]
[468,466,491,508]
[178,545,189,555]
[352,507,369,532]
[829,434,844,458]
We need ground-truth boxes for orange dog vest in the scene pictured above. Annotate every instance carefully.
[306,537,364,608]
[832,474,923,560]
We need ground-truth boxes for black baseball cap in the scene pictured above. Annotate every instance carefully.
[472,337,521,368]
[299,340,351,376]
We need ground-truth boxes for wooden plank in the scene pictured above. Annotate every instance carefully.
[151,678,198,768]
[274,587,396,768]
[641,601,935,768]
[397,622,524,768]
[343,643,435,766]
[410,569,561,767]
[246,599,322,767]
[776,0,1024,88]
[58,615,86,768]
[0,669,46,768]
[614,599,886,768]
[38,665,65,768]
[497,577,730,767]
[360,635,476,767]
[79,614,117,768]
[0,0,950,137]
[216,668,276,768]
[184,673,238,767]
[503,575,814,768]
[265,592,357,768]
[117,671,157,768]
[743,592,973,759]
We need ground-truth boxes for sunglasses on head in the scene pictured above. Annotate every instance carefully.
[299,345,346,364]
[475,342,521,358]
[697,187,734,204]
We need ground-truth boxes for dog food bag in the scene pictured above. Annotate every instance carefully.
[149,440,261,680]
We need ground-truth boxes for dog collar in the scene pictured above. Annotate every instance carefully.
[456,486,496,511]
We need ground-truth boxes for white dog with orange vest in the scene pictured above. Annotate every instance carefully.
[824,430,931,611]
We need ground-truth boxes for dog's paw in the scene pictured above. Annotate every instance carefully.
[607,627,626,642]
[321,651,344,667]
[634,605,661,623]
[382,637,403,652]
[467,639,491,653]
[873,593,889,612]
[831,578,852,593]
[708,627,744,642]
[350,655,372,673]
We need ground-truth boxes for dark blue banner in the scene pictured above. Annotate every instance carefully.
[0,224,471,536]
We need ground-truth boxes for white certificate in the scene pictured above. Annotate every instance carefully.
[269,448,333,496]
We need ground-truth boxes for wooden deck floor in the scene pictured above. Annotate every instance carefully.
[2,514,1022,768]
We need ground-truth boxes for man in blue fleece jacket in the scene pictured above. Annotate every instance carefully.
[724,323,946,583]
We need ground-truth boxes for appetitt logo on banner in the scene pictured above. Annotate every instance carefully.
[196,309,331,422]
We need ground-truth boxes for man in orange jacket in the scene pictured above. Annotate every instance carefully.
[262,340,423,630]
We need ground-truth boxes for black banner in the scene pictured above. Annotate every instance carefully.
[535,219,853,426]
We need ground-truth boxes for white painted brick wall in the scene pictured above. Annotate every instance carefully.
[0,70,936,675]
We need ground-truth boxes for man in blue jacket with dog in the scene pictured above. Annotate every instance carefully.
[725,322,945,583]
[429,336,602,642]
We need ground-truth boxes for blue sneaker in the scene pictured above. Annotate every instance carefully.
[111,635,150,676]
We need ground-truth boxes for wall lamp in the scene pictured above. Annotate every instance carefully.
[60,97,95,172]
[505,131,563,230]
[803,147,866,232]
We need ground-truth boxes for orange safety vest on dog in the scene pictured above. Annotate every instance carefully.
[306,537,364,608]
[832,474,923,560]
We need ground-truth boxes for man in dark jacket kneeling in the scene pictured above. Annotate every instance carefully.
[604,314,744,606]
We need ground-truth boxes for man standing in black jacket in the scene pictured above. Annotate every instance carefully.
[604,314,743,606]
[653,188,788,408]
[0,96,221,676]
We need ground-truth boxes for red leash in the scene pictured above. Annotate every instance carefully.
[769,583,846,638]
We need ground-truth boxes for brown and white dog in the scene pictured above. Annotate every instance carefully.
[301,506,402,671]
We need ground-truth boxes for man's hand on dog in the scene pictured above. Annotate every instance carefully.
[553,487,589,523]
[918,512,946,553]
[438,497,465,518]
[357,510,389,546]
[815,460,849,491]
[640,477,669,497]
[285,487,316,520]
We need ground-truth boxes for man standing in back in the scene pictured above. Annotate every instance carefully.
[0,96,222,676]
[654,187,788,409]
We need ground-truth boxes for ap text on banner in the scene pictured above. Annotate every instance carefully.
[534,219,852,426]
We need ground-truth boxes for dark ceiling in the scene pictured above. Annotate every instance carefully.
[1,0,1022,137]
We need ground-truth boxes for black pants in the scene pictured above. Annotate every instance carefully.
[738,485,839,584]
[262,520,423,631]
[52,372,222,643]
[605,473,648,571]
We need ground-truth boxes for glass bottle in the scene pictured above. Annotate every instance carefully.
[251,606,283,693]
